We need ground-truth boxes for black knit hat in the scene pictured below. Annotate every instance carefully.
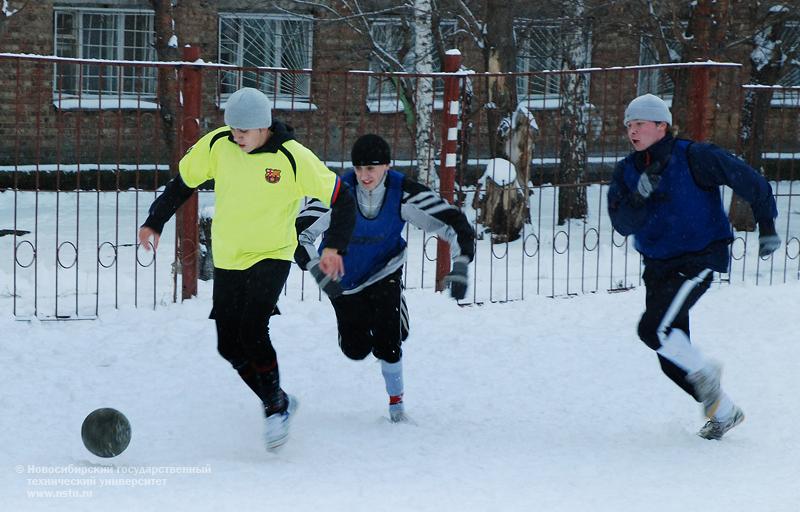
[351,134,391,166]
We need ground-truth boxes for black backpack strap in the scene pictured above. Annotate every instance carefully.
[682,139,715,191]
[277,145,297,178]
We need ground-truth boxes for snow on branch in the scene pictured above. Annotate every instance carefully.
[2,0,19,17]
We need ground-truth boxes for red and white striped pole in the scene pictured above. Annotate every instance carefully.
[435,49,464,292]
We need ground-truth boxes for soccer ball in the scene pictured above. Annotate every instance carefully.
[81,408,132,458]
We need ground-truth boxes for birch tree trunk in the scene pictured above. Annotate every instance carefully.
[413,0,436,187]
[557,3,589,225]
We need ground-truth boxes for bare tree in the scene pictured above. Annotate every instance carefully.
[730,5,797,230]
[0,1,26,40]
[149,0,180,165]
[478,0,517,157]
[557,1,590,225]
[613,0,798,230]
[470,0,531,241]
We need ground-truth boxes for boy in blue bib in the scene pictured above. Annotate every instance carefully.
[296,134,475,422]
[607,94,779,440]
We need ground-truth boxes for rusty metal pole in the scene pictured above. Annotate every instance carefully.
[177,45,201,300]
[687,65,711,141]
[435,50,464,292]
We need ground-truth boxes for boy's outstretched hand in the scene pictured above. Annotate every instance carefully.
[311,247,345,298]
[138,226,160,251]
[444,255,470,301]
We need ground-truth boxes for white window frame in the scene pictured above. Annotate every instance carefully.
[218,13,314,110]
[53,7,158,109]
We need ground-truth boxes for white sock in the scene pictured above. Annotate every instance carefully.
[381,359,403,399]
[656,329,707,374]
[712,393,735,421]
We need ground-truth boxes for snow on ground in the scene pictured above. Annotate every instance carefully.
[1,278,799,511]
[2,180,798,510]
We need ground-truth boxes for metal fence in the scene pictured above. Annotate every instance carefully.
[1,53,798,319]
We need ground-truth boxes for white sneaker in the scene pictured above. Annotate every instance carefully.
[687,362,722,418]
[389,401,407,423]
[265,395,298,451]
[698,406,745,440]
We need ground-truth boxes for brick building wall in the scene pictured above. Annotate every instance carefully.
[0,0,796,190]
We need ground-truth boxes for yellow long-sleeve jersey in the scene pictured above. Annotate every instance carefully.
[179,126,340,270]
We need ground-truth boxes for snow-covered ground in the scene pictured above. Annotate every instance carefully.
[1,178,799,510]
[1,278,799,511]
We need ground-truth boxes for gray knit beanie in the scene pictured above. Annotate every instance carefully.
[224,87,273,129]
[623,93,672,126]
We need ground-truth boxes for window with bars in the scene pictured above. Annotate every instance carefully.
[366,19,458,106]
[53,9,157,99]
[637,34,682,99]
[367,20,412,104]
[515,23,563,107]
[514,19,592,109]
[775,20,800,106]
[218,14,313,103]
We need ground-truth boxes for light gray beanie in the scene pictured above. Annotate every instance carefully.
[623,93,672,126]
[224,87,273,129]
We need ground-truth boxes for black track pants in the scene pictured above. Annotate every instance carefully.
[331,270,409,364]
[211,258,291,412]
[638,264,713,399]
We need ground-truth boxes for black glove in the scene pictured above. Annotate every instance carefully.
[758,223,781,258]
[308,259,343,298]
[635,161,662,200]
[443,255,470,301]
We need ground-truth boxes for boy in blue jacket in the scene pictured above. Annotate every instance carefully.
[607,94,780,440]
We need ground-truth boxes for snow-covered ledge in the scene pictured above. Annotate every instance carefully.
[366,98,445,113]
[53,96,160,111]
[52,96,320,112]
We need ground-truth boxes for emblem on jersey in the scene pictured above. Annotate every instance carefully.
[264,168,281,184]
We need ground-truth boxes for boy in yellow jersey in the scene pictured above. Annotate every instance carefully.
[138,87,355,451]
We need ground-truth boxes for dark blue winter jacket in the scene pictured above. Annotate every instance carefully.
[607,133,777,273]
